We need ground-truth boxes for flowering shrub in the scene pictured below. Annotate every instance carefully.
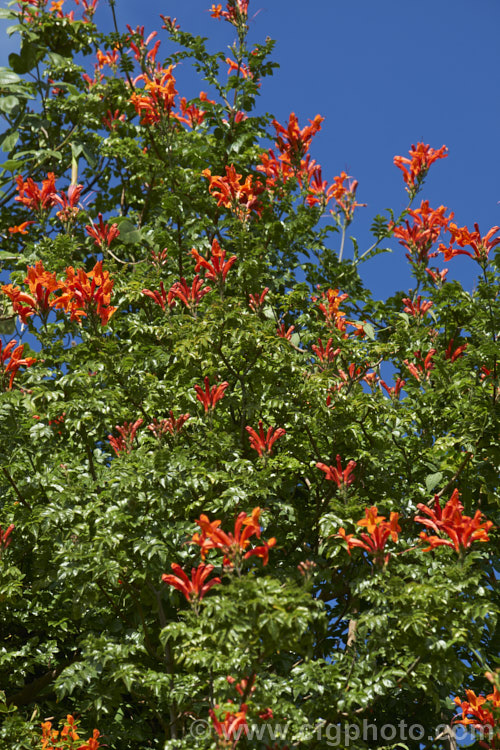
[0,1,498,749]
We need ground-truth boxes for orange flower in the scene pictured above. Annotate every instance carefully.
[85,213,120,248]
[191,507,276,567]
[312,337,340,365]
[0,524,14,552]
[108,418,143,456]
[312,288,349,330]
[191,237,237,283]
[402,296,433,318]
[323,172,366,222]
[276,322,294,340]
[194,376,228,412]
[8,221,35,235]
[391,201,452,264]
[245,421,286,457]
[317,455,356,489]
[3,260,60,324]
[336,506,401,565]
[272,112,324,162]
[202,165,264,221]
[130,66,178,124]
[248,287,269,312]
[209,703,248,741]
[55,261,116,325]
[142,282,176,311]
[393,142,448,194]
[162,562,221,602]
[0,340,36,390]
[209,0,249,24]
[15,172,58,212]
[438,222,500,263]
[415,489,494,553]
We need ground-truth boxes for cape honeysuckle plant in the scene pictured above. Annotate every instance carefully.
[0,0,498,748]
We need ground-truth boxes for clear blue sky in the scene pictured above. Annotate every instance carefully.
[1,0,499,298]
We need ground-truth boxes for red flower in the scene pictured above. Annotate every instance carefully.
[336,506,401,565]
[162,562,221,602]
[130,66,178,124]
[191,507,276,567]
[391,201,452,264]
[8,221,35,235]
[0,524,14,551]
[209,703,248,741]
[0,340,36,390]
[245,421,286,457]
[148,412,190,438]
[445,339,468,362]
[194,376,228,412]
[248,287,269,312]
[85,213,120,248]
[313,288,348,330]
[402,296,433,318]
[191,237,237,283]
[312,337,340,364]
[316,455,356,488]
[415,489,493,553]
[202,165,264,221]
[142,282,176,311]
[380,377,405,399]
[276,322,294,340]
[272,112,324,162]
[393,142,448,194]
[438,222,500,263]
[108,419,143,456]
[15,172,58,212]
[404,349,436,382]
[169,276,211,310]
[453,686,500,743]
[55,261,116,325]
[324,172,366,222]
[52,183,84,223]
[209,0,249,24]
[2,261,60,324]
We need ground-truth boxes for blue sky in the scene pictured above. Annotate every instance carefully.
[1,0,499,298]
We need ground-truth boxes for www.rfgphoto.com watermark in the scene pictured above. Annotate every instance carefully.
[189,716,494,746]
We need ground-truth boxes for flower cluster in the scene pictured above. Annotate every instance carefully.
[108,419,143,456]
[147,411,190,439]
[394,142,448,195]
[194,376,229,412]
[391,200,453,265]
[415,489,494,553]
[317,455,356,489]
[2,260,116,327]
[40,714,100,750]
[191,507,276,567]
[162,563,221,603]
[191,237,237,285]
[0,523,14,554]
[336,506,401,566]
[245,421,286,457]
[0,339,36,390]
[438,222,500,264]
[453,683,500,749]
[202,165,264,221]
[210,0,249,24]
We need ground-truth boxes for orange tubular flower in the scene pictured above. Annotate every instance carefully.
[393,142,448,194]
[130,66,178,124]
[312,337,341,365]
[56,261,116,325]
[402,296,433,318]
[15,172,58,212]
[245,421,286,457]
[0,524,14,552]
[325,172,366,223]
[85,213,120,248]
[202,165,264,221]
[8,220,35,235]
[191,507,276,567]
[391,201,453,264]
[445,339,468,362]
[453,686,500,747]
[162,562,221,602]
[316,455,356,489]
[52,183,83,223]
[312,288,349,330]
[142,282,176,311]
[336,506,401,566]
[148,412,190,438]
[41,715,100,750]
[276,322,294,340]
[248,287,269,312]
[108,418,143,456]
[438,222,500,264]
[380,377,405,399]
[194,376,229,412]
[0,340,36,390]
[169,276,212,310]
[209,703,249,742]
[3,260,60,325]
[404,348,436,382]
[272,112,324,163]
[415,489,494,554]
[191,238,237,283]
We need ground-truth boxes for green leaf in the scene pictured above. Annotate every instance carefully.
[1,131,19,152]
[0,68,21,86]
[0,96,19,114]
[425,472,443,493]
